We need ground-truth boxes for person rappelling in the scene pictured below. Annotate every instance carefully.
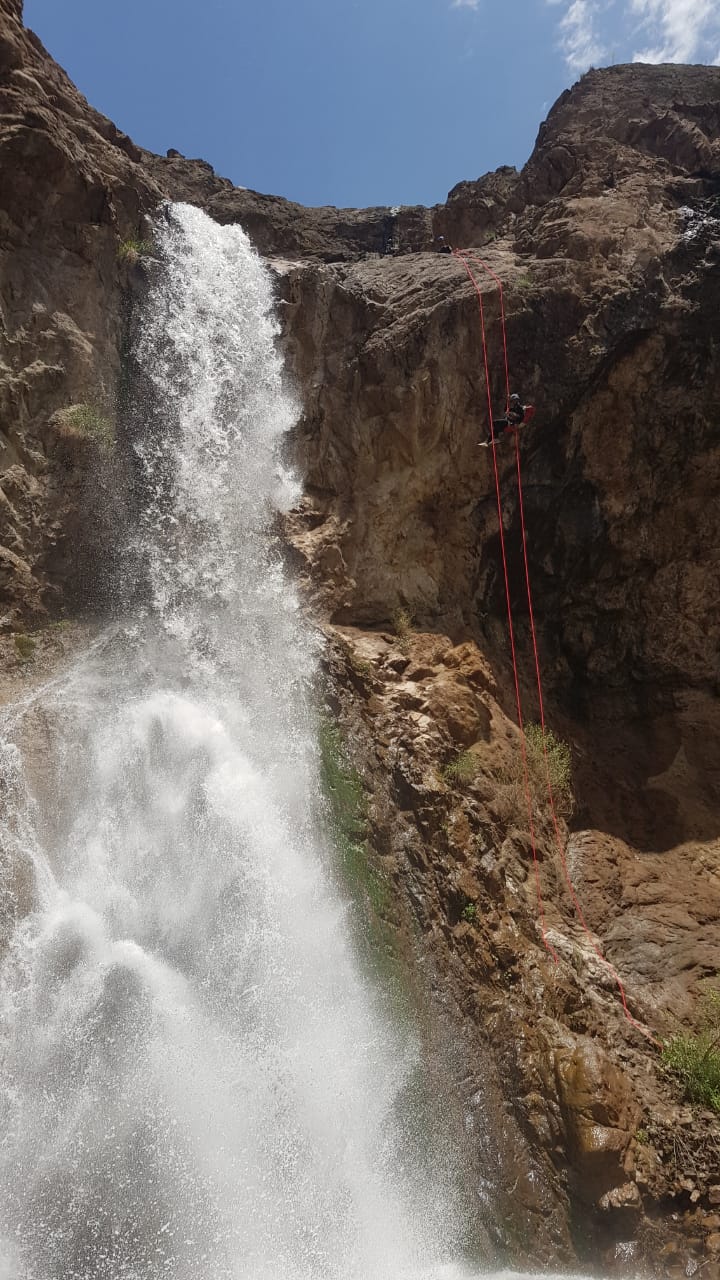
[479,393,535,446]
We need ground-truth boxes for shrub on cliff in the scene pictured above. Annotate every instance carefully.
[117,236,152,265]
[525,724,573,817]
[56,403,114,450]
[391,607,413,655]
[14,633,36,663]
[442,751,479,786]
[662,988,720,1113]
[500,723,574,821]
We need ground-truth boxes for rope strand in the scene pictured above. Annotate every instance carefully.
[454,247,659,1045]
[454,249,557,962]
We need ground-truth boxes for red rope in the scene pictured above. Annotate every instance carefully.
[453,249,557,963]
[454,247,660,1045]
[458,251,512,410]
[511,429,660,1046]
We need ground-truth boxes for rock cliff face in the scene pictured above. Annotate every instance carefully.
[0,0,164,617]
[1,0,720,1270]
[274,66,720,1269]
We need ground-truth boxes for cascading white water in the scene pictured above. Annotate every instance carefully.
[0,204,481,1280]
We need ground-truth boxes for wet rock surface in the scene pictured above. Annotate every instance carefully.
[0,0,164,623]
[322,624,720,1271]
[1,0,720,1268]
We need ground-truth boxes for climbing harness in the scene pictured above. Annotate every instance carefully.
[453,247,660,1047]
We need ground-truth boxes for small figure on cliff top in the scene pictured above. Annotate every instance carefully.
[479,394,536,447]
[434,236,453,254]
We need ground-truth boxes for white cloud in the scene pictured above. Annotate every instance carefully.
[547,0,720,71]
[557,0,607,71]
[631,0,717,62]
[451,0,480,8]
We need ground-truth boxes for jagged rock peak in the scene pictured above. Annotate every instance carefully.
[541,60,720,142]
[1,0,22,22]
[528,62,720,197]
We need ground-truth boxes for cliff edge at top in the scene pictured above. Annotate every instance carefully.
[1,2,720,1271]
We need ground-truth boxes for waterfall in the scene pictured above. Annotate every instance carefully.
[0,204,480,1279]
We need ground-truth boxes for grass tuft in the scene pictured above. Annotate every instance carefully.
[525,724,573,815]
[662,988,720,1113]
[442,750,480,786]
[57,403,114,450]
[117,237,152,266]
[500,723,574,820]
[14,633,36,663]
[391,607,413,653]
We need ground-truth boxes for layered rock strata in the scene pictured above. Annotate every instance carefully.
[1,0,720,1267]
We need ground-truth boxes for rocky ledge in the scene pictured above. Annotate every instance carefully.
[1,0,720,1268]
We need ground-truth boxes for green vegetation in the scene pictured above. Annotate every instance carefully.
[57,403,114,450]
[117,236,153,265]
[461,901,478,925]
[319,718,390,918]
[442,750,480,787]
[391,607,413,653]
[500,723,574,820]
[662,988,720,1114]
[525,723,573,817]
[515,272,533,291]
[317,713,414,1015]
[14,633,36,663]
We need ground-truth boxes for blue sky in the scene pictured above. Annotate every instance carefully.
[25,0,720,209]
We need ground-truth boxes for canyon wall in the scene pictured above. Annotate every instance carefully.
[1,0,720,1269]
